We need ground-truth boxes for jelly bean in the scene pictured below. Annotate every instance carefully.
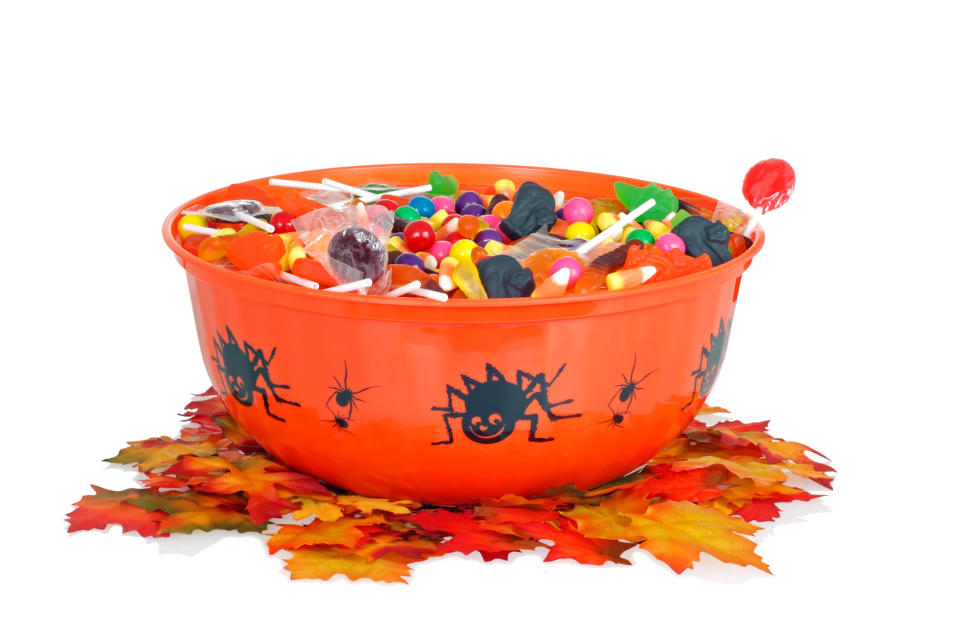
[565,221,596,240]
[460,202,486,217]
[480,214,501,230]
[445,231,464,245]
[226,231,286,271]
[429,170,459,196]
[417,251,438,271]
[643,220,671,240]
[177,213,208,239]
[395,205,421,222]
[655,232,685,253]
[292,257,336,287]
[470,246,488,263]
[452,260,488,299]
[457,215,481,240]
[378,199,399,212]
[270,211,296,234]
[626,228,655,244]
[438,257,458,291]
[494,178,516,197]
[474,228,504,247]
[728,233,749,258]
[450,239,478,263]
[408,195,436,218]
[595,210,618,231]
[286,244,308,268]
[388,236,410,253]
[606,266,657,291]
[395,252,426,271]
[550,256,584,288]
[491,200,513,219]
[404,219,435,252]
[455,191,484,213]
[488,194,509,212]
[429,240,452,262]
[181,233,204,256]
[484,240,506,255]
[562,197,593,224]
[432,196,455,212]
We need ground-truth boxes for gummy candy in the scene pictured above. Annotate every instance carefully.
[476,255,535,299]
[226,231,286,271]
[671,215,732,267]
[500,181,557,241]
[522,248,579,285]
[613,182,678,222]
[452,260,487,299]
[429,171,459,196]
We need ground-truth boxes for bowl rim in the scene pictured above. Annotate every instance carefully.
[163,163,764,322]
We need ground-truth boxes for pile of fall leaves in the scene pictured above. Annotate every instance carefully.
[67,390,833,582]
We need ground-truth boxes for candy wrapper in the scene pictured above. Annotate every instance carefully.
[293,203,394,294]
[191,199,280,223]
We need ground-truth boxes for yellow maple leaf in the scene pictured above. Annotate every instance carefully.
[267,516,378,554]
[289,497,344,522]
[284,549,417,583]
[337,495,419,515]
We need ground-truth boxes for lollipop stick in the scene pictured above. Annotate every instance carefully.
[742,213,761,237]
[324,278,373,293]
[410,288,449,302]
[181,223,220,235]
[278,272,320,289]
[384,280,422,297]
[269,178,337,191]
[322,179,377,201]
[361,184,432,203]
[577,198,656,256]
[235,212,276,233]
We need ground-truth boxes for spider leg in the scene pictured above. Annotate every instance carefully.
[342,361,349,389]
[485,363,507,382]
[252,384,286,422]
[431,385,469,413]
[629,353,637,380]
[518,370,582,421]
[256,366,301,407]
[681,349,710,410]
[325,391,338,416]
[431,412,465,445]
[521,414,554,443]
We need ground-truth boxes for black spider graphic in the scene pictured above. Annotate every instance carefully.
[682,317,731,410]
[211,326,300,422]
[431,363,581,445]
[324,361,377,432]
[600,354,656,428]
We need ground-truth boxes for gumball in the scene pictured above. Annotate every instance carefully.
[549,256,584,287]
[626,228,655,244]
[491,201,513,219]
[455,191,484,213]
[460,202,486,217]
[395,252,426,271]
[177,213,207,238]
[404,220,436,252]
[458,215,481,239]
[428,240,452,262]
[474,228,504,247]
[494,178,516,197]
[480,214,501,230]
[270,211,296,234]
[395,205,421,222]
[432,196,455,212]
[565,221,596,240]
[470,246,489,263]
[562,197,594,224]
[450,239,479,263]
[445,231,464,245]
[484,240,506,255]
[408,195,436,218]
[182,233,205,255]
[655,233,685,253]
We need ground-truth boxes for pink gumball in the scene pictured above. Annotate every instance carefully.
[480,215,501,230]
[549,256,584,287]
[655,233,685,253]
[562,197,594,224]
[428,240,452,262]
[432,196,455,213]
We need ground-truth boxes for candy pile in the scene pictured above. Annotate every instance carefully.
[174,170,754,301]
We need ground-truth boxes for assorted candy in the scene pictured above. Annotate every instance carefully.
[175,170,761,302]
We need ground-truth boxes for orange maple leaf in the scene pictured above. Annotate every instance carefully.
[66,486,167,537]
[267,516,379,554]
[128,491,263,535]
[284,548,419,583]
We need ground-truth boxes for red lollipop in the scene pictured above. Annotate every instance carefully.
[742,159,795,236]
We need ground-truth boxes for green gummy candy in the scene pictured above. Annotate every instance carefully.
[429,170,459,196]
[614,181,679,223]
[669,209,691,228]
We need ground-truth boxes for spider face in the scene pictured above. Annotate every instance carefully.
[432,363,581,445]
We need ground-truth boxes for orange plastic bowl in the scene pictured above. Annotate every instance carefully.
[163,164,763,504]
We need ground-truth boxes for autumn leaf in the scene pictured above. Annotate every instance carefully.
[105,436,219,473]
[129,491,264,535]
[289,497,344,522]
[267,516,378,554]
[517,520,635,565]
[284,548,419,583]
[66,486,166,537]
[182,390,228,417]
[336,495,419,516]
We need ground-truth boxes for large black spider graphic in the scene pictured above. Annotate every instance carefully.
[211,326,300,422]
[324,361,378,432]
[431,363,581,445]
[682,317,731,411]
[600,354,656,428]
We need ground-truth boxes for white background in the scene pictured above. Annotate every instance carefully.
[2,1,956,640]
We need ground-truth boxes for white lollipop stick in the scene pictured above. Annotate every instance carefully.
[278,272,319,290]
[577,198,656,256]
[324,278,373,293]
[361,184,433,203]
[742,212,762,238]
[409,288,449,302]
[321,178,377,201]
[181,224,220,235]
[269,178,338,191]
[235,212,275,233]
[384,280,422,297]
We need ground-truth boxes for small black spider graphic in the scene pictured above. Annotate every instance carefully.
[682,316,731,410]
[324,361,378,431]
[211,326,300,422]
[600,354,655,428]
[431,363,581,445]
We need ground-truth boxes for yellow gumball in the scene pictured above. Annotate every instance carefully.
[484,240,506,255]
[565,222,596,241]
[177,213,207,239]
[494,179,516,197]
[450,239,479,263]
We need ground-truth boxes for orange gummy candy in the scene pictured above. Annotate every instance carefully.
[389,263,432,287]
[291,258,337,287]
[197,235,230,264]
[522,248,580,285]
[226,231,286,272]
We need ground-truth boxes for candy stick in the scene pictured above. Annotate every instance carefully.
[409,288,448,302]
[181,223,220,235]
[278,272,320,289]
[321,178,377,201]
[384,280,422,297]
[577,198,656,256]
[269,178,337,191]
[361,184,432,203]
[234,212,275,233]
[323,278,373,293]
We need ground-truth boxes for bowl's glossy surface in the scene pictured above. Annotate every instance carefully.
[163,163,762,503]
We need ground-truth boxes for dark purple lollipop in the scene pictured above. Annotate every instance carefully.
[327,225,387,281]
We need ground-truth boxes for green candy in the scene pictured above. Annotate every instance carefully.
[429,170,459,196]
[358,183,401,195]
[395,205,421,222]
[626,228,656,244]
[669,209,692,228]
[614,181,679,223]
